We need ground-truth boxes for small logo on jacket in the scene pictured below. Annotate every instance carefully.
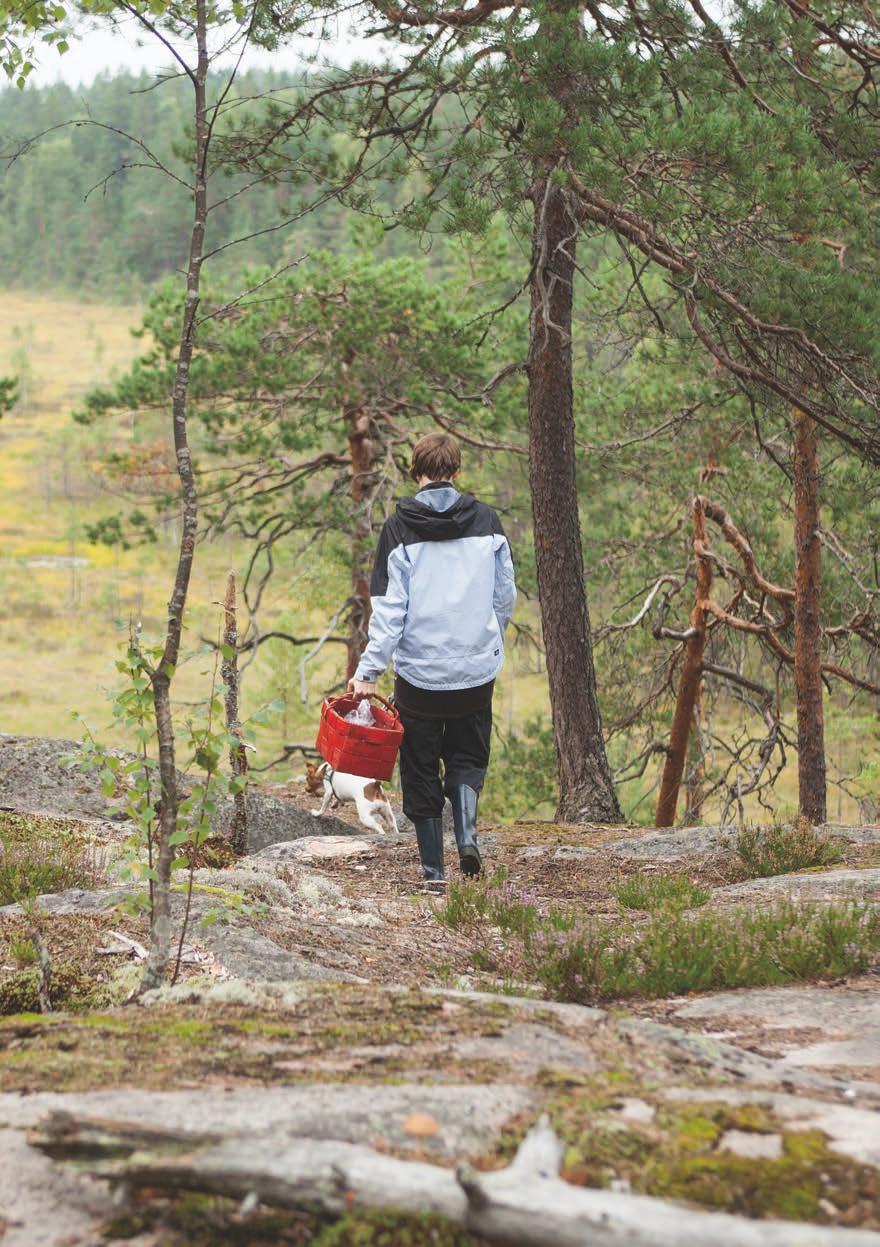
[494,649,500,656]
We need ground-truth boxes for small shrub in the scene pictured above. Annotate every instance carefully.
[486,878,543,939]
[529,901,880,1004]
[545,904,577,933]
[614,873,709,912]
[438,869,574,941]
[529,925,624,1004]
[436,878,492,931]
[0,818,101,905]
[469,946,500,972]
[735,819,842,878]
[8,935,38,967]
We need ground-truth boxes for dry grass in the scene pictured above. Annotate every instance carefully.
[0,294,361,752]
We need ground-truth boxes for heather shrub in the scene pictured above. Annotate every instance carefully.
[0,813,101,905]
[735,820,842,878]
[438,868,574,940]
[613,873,709,912]
[529,901,880,1004]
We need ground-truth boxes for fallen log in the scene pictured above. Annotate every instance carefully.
[32,1110,220,1161]
[30,1112,880,1245]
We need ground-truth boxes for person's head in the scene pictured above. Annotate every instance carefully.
[410,432,461,486]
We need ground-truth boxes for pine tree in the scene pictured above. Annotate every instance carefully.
[77,249,526,675]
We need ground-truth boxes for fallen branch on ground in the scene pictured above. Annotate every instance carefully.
[29,1112,876,1246]
[95,931,149,960]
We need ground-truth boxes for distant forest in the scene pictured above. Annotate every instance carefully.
[0,71,425,293]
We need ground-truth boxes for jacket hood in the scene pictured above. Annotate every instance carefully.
[396,487,480,541]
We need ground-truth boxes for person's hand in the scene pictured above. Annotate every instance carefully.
[347,678,377,697]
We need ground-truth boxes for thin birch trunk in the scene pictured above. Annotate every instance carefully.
[140,1,208,992]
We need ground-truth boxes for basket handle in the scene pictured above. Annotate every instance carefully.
[333,691,400,721]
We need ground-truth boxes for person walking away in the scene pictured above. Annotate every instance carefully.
[348,433,517,886]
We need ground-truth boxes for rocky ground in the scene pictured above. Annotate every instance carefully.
[1,734,880,1245]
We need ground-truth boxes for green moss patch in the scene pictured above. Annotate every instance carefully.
[0,962,93,1014]
[101,1191,315,1245]
[499,1090,880,1229]
[100,1192,490,1246]
[314,1209,487,1246]
[0,985,523,1093]
[646,1112,878,1225]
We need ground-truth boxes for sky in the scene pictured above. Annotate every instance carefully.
[25,13,368,87]
[30,24,202,85]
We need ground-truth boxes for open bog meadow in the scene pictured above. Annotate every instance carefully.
[0,292,191,736]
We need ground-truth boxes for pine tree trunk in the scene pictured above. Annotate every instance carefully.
[528,175,622,824]
[655,497,712,827]
[346,406,375,681]
[793,407,826,824]
[683,728,706,826]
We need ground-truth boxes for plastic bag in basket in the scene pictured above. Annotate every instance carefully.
[344,699,376,727]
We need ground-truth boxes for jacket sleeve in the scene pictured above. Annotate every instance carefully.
[354,521,410,682]
[493,528,517,634]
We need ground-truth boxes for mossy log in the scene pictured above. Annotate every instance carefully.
[30,1112,880,1246]
[31,1110,220,1160]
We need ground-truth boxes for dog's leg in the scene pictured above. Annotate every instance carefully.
[377,802,398,833]
[311,785,334,818]
[354,795,387,834]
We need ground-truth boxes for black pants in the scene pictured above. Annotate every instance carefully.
[398,706,492,821]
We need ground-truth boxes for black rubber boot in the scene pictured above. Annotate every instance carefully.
[449,785,483,877]
[413,817,445,885]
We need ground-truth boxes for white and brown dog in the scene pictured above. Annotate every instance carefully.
[305,761,398,835]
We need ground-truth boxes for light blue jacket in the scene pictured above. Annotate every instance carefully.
[355,483,517,690]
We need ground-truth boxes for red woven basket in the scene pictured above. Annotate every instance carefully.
[315,693,404,780]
